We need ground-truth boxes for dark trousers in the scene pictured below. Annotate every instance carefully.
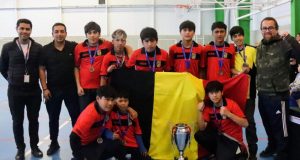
[124,146,143,160]
[78,89,97,112]
[46,86,80,141]
[258,92,289,157]
[8,87,41,150]
[194,126,239,160]
[244,99,258,156]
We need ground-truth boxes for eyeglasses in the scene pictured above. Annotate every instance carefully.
[261,26,276,32]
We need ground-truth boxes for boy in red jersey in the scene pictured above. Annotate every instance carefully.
[100,29,130,86]
[202,22,235,81]
[74,21,112,111]
[169,20,203,78]
[107,91,149,160]
[127,27,169,72]
[69,86,126,160]
[194,81,248,160]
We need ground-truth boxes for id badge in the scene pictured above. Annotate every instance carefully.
[24,75,30,83]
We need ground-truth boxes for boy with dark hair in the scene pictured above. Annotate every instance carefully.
[100,29,130,86]
[74,21,112,111]
[69,86,126,160]
[194,81,248,160]
[106,90,149,159]
[229,26,258,160]
[127,27,169,72]
[202,21,236,80]
[168,20,203,78]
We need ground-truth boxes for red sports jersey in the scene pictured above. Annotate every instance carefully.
[202,98,245,142]
[100,48,129,76]
[126,47,169,72]
[203,41,235,81]
[74,39,112,89]
[168,41,203,78]
[107,111,142,148]
[72,102,109,145]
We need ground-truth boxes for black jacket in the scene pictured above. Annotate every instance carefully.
[0,37,42,89]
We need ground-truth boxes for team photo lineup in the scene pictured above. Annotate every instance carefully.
[1,16,300,160]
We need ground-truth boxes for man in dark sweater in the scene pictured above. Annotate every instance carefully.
[0,18,43,160]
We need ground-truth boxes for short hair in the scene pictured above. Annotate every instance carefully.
[112,29,127,40]
[140,27,158,41]
[52,22,67,32]
[179,20,196,32]
[116,90,130,99]
[229,26,244,39]
[211,21,227,32]
[16,18,32,29]
[96,86,116,98]
[84,21,101,34]
[260,17,279,30]
[205,81,224,93]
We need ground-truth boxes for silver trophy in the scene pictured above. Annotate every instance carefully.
[172,123,191,160]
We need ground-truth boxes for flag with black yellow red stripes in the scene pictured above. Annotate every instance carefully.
[111,69,249,159]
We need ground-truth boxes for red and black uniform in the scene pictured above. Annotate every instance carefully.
[74,39,112,111]
[194,98,247,160]
[168,41,203,78]
[70,102,126,160]
[126,47,169,72]
[107,110,147,159]
[202,41,235,81]
[100,48,129,77]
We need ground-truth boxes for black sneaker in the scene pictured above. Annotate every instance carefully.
[259,146,275,157]
[31,147,43,158]
[15,149,25,160]
[47,141,60,155]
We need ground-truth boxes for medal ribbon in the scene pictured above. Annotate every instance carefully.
[181,41,193,69]
[87,43,99,66]
[117,111,132,140]
[145,49,156,72]
[214,43,225,74]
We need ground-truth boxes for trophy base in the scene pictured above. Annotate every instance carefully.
[174,157,188,160]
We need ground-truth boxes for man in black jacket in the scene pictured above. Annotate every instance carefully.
[0,18,43,160]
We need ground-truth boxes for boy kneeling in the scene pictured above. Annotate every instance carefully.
[195,81,248,160]
[70,86,126,160]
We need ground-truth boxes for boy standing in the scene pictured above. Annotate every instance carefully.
[202,22,235,81]
[107,91,148,159]
[194,81,248,160]
[229,26,258,160]
[169,20,203,78]
[69,86,126,160]
[127,27,169,72]
[100,29,130,86]
[74,21,112,111]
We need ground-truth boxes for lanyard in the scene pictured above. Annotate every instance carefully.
[212,101,223,131]
[214,43,225,72]
[117,111,132,139]
[237,45,246,63]
[99,113,109,136]
[145,49,156,72]
[115,52,125,68]
[17,39,31,74]
[87,43,99,65]
[181,41,193,69]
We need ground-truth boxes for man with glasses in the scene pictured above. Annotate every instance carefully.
[256,17,300,160]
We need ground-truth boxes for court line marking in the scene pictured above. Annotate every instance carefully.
[25,118,71,157]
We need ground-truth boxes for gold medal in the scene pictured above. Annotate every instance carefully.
[97,137,103,144]
[89,66,95,72]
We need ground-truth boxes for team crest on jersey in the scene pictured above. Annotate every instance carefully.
[223,53,228,58]
[192,53,196,59]
[97,50,102,56]
[156,61,161,67]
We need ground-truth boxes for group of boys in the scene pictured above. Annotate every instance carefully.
[1,16,300,160]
